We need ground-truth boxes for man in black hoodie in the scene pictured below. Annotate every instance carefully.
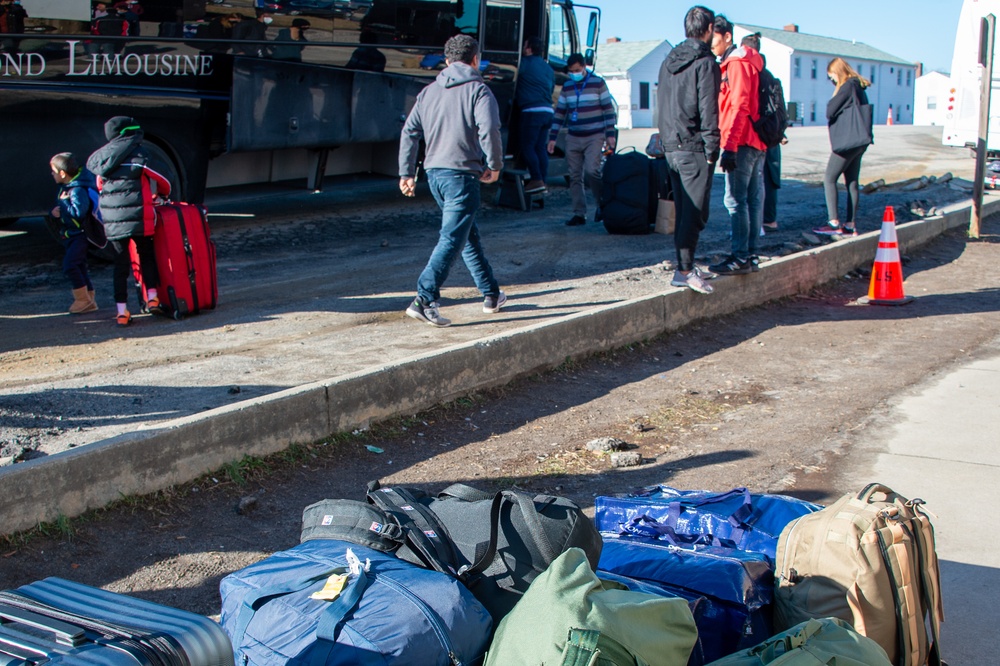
[657,5,721,294]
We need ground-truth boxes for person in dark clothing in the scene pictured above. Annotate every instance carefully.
[86,116,172,327]
[272,18,309,62]
[49,153,99,314]
[346,30,386,72]
[198,13,241,54]
[515,36,554,194]
[231,9,272,57]
[814,57,872,237]
[399,34,506,327]
[0,0,28,54]
[743,42,786,231]
[657,5,720,294]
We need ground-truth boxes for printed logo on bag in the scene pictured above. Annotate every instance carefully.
[424,530,438,538]
[401,505,414,511]
[321,515,334,526]
[369,521,383,532]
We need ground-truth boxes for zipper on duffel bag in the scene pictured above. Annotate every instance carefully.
[376,574,462,666]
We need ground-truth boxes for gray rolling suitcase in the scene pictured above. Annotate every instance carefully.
[0,577,233,665]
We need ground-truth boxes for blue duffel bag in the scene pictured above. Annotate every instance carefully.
[595,487,820,561]
[219,540,492,666]
[598,536,773,663]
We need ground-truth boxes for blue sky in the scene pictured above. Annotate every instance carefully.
[591,0,963,74]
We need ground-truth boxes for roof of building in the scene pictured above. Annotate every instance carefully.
[595,39,671,76]
[737,23,913,66]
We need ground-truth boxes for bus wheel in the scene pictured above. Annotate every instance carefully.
[0,217,18,228]
[144,141,184,202]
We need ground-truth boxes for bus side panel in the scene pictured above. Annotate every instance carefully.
[350,70,427,144]
[0,89,208,218]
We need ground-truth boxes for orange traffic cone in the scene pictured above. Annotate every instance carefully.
[886,107,894,126]
[864,206,913,305]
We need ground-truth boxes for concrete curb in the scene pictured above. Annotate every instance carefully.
[0,199,993,534]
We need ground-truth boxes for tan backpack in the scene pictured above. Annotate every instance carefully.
[773,483,944,666]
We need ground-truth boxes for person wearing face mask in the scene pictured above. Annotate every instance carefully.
[272,18,310,62]
[232,9,273,57]
[547,53,618,226]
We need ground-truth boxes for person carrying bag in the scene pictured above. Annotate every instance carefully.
[814,58,874,238]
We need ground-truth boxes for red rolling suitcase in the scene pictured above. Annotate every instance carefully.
[131,202,218,319]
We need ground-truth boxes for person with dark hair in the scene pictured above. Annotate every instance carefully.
[814,57,873,237]
[86,117,172,327]
[49,152,99,314]
[231,9,272,57]
[547,52,617,226]
[346,30,386,72]
[272,18,310,62]
[399,34,506,327]
[708,14,767,276]
[515,36,554,194]
[198,13,241,54]
[658,5,721,294]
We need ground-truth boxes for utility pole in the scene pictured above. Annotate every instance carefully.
[971,14,995,239]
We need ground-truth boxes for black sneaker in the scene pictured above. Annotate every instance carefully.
[708,255,752,275]
[749,255,760,272]
[483,291,507,314]
[565,215,586,226]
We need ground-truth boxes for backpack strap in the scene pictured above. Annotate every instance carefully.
[462,490,558,578]
[910,501,944,666]
[366,482,463,578]
[560,628,601,666]
[437,483,494,502]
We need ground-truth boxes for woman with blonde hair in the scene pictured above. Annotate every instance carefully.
[814,57,873,237]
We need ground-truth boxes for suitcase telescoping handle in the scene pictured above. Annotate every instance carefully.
[0,605,86,646]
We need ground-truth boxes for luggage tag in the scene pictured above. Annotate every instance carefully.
[310,549,370,601]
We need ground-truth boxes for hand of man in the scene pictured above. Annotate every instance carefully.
[780,136,789,145]
[719,150,738,173]
[480,169,499,184]
[605,136,616,151]
[51,206,61,218]
[399,177,416,197]
[546,140,556,155]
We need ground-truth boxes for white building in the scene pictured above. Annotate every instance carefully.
[914,71,952,126]
[594,39,672,129]
[734,23,917,126]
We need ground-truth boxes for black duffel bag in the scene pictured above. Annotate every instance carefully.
[301,482,602,622]
[600,148,653,235]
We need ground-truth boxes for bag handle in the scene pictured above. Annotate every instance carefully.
[309,563,370,666]
[462,490,558,578]
[856,483,898,503]
[437,483,494,502]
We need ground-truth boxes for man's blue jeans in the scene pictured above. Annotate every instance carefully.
[723,145,765,260]
[417,169,499,305]
[519,110,551,182]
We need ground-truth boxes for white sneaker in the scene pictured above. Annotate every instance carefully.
[670,270,714,294]
[406,299,452,327]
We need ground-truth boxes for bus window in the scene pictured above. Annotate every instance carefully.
[548,1,570,65]
[483,0,520,53]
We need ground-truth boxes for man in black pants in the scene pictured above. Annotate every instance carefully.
[657,5,721,294]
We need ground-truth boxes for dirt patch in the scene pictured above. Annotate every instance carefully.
[0,213,997,617]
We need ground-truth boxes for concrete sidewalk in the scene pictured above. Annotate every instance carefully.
[861,337,1000,666]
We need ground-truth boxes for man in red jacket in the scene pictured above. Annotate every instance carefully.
[709,15,767,276]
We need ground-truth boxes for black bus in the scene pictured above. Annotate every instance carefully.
[0,0,599,223]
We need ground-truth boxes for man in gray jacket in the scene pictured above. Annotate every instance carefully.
[399,34,506,327]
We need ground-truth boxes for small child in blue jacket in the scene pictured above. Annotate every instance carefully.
[50,152,99,314]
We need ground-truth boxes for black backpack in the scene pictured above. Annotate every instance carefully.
[753,68,788,149]
[600,148,653,235]
[301,482,603,623]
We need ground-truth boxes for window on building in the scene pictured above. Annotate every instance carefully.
[897,69,902,85]
[811,59,817,79]
[810,100,816,122]
[927,96,937,110]
[906,104,910,110]
[639,82,650,110]
[794,57,801,77]
[870,65,875,84]
[906,70,911,86]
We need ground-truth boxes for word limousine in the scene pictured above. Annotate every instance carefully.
[1,40,215,77]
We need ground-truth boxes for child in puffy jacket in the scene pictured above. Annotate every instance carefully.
[86,116,171,327]
[49,152,99,314]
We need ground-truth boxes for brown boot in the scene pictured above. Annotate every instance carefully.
[88,289,97,310]
[69,287,98,314]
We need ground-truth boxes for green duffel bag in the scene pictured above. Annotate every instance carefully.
[484,547,697,666]
[706,617,892,665]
